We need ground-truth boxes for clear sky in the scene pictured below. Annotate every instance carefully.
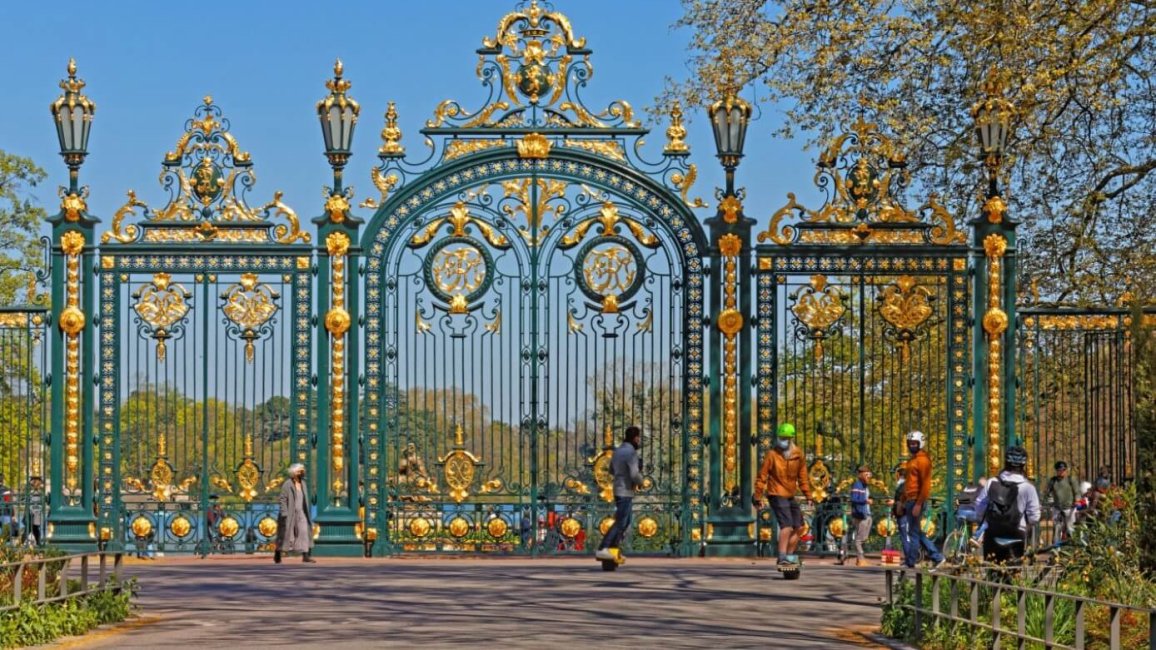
[1,0,821,231]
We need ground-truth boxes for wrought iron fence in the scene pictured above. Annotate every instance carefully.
[1,551,125,611]
[0,308,49,545]
[885,568,1156,649]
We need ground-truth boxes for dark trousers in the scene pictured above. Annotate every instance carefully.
[598,496,633,550]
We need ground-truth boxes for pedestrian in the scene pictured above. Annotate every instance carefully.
[845,465,874,566]
[27,477,44,545]
[275,463,315,564]
[595,426,644,562]
[897,431,945,570]
[974,446,1041,563]
[752,422,813,566]
[1044,461,1080,544]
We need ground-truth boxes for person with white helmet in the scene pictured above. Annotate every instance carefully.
[897,431,945,569]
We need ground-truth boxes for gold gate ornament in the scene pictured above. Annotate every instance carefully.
[439,424,483,503]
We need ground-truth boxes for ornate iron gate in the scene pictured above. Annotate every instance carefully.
[358,4,707,554]
[0,308,48,542]
[750,121,972,547]
[97,100,314,554]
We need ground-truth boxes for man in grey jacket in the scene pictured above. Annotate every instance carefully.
[595,426,643,561]
[975,446,1041,563]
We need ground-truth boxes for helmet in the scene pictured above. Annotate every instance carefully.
[777,422,796,438]
[906,431,924,444]
[1005,446,1028,468]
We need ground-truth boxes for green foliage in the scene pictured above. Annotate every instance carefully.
[881,487,1155,649]
[0,582,135,649]
[0,149,46,305]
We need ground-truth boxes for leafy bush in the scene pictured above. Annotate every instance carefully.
[881,485,1155,649]
[0,581,135,649]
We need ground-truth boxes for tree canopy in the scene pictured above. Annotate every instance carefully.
[0,150,47,304]
[663,0,1155,302]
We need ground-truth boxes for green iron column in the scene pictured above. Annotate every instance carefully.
[46,170,100,550]
[312,177,365,557]
[704,186,757,557]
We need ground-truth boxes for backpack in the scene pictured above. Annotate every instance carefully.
[984,478,1022,537]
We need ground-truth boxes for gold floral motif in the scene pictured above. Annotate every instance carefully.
[439,424,482,503]
[984,233,1007,477]
[558,139,625,161]
[718,233,741,256]
[258,516,279,538]
[637,516,659,539]
[327,232,350,500]
[448,516,471,538]
[409,518,432,538]
[1030,315,1126,330]
[60,191,88,223]
[444,139,510,161]
[133,272,193,362]
[325,194,350,224]
[218,516,240,539]
[720,234,741,493]
[516,132,551,158]
[720,195,742,224]
[220,273,279,363]
[170,515,192,538]
[599,517,615,536]
[501,177,567,245]
[60,231,85,494]
[130,516,152,539]
[877,276,935,361]
[560,517,582,538]
[717,309,744,336]
[790,275,847,360]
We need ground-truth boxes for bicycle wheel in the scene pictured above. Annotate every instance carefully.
[942,530,962,563]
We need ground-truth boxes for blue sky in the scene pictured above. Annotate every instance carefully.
[1,0,818,233]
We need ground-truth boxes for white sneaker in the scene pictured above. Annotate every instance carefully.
[595,548,614,561]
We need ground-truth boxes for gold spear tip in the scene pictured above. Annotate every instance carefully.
[67,58,77,77]
[334,58,344,78]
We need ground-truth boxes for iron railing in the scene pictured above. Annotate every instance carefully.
[1,551,125,612]
[884,568,1156,649]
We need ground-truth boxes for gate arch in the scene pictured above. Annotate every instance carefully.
[357,4,709,555]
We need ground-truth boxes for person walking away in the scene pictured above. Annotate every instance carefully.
[846,465,874,566]
[975,446,1041,563]
[1044,461,1080,545]
[897,431,946,570]
[595,426,644,562]
[26,477,44,546]
[275,463,315,564]
[752,423,813,566]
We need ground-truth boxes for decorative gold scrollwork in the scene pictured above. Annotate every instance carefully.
[431,246,487,295]
[789,275,847,360]
[582,244,636,295]
[133,272,193,362]
[220,273,279,363]
[877,275,937,362]
[439,424,483,503]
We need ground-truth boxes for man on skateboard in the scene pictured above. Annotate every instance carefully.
[752,423,812,567]
[595,426,644,563]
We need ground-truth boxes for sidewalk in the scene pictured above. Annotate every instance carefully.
[52,557,896,649]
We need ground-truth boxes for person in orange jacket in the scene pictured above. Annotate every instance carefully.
[896,431,945,569]
[752,423,812,565]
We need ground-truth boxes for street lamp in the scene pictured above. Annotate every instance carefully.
[317,59,360,188]
[50,59,95,193]
[708,90,751,196]
[971,71,1013,198]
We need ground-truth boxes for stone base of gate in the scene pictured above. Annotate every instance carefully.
[311,521,367,557]
[704,510,757,557]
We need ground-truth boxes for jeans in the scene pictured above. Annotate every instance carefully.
[899,500,943,567]
[598,496,633,550]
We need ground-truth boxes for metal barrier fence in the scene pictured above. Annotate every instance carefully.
[885,568,1156,650]
[1,552,125,612]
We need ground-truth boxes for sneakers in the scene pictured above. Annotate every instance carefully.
[856,559,867,567]
[777,557,791,566]
[930,558,947,572]
[595,548,615,561]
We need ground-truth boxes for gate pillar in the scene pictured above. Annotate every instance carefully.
[312,61,366,556]
[704,178,757,557]
[971,77,1019,480]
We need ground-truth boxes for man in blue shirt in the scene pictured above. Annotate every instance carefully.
[844,465,874,566]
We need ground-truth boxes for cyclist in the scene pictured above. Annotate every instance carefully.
[975,446,1041,563]
[752,423,812,566]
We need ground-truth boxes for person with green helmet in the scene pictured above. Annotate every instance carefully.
[753,422,813,565]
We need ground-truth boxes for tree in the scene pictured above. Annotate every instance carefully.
[0,150,47,304]
[662,0,1156,302]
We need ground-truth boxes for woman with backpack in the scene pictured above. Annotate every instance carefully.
[974,446,1042,563]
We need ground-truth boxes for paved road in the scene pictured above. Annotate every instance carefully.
[58,557,893,649]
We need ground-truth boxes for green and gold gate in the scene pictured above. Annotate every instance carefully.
[747,122,973,546]
[96,100,314,553]
[357,4,707,554]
